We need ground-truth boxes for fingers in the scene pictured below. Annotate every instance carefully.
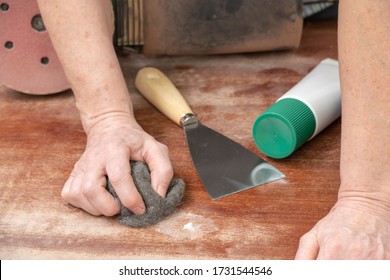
[61,125,173,217]
[294,231,320,260]
[144,142,173,197]
[81,166,121,216]
[62,166,121,216]
[62,173,101,216]
[106,153,146,215]
[62,151,147,216]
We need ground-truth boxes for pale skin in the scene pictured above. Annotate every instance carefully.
[37,0,173,216]
[295,0,390,259]
[37,0,390,259]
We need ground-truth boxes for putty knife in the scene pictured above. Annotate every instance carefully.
[135,67,285,199]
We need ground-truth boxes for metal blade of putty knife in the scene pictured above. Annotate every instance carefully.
[135,67,285,199]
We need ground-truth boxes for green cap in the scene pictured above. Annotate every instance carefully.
[252,98,316,159]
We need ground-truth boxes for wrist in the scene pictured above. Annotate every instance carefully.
[338,182,390,216]
[340,162,390,200]
[74,88,135,133]
[80,109,137,136]
[339,145,390,211]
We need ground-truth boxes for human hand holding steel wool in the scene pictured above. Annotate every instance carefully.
[37,0,173,216]
[61,114,173,216]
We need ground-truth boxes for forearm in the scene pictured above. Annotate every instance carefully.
[36,1,175,216]
[338,1,390,205]
[37,0,134,132]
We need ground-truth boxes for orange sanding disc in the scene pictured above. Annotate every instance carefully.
[0,0,69,94]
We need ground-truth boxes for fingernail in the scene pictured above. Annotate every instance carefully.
[156,184,166,198]
[134,206,145,215]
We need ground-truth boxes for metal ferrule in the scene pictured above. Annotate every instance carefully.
[180,113,199,128]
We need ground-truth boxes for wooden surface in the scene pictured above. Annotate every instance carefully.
[0,20,340,259]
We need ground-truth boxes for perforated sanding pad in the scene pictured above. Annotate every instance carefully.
[0,0,69,94]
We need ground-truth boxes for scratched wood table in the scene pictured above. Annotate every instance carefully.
[0,20,339,259]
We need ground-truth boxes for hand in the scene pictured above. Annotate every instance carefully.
[295,198,390,259]
[61,113,173,216]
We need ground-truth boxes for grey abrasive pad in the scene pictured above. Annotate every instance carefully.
[107,161,185,227]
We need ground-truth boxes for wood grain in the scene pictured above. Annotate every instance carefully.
[0,20,339,259]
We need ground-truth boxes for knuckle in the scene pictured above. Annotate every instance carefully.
[158,142,169,154]
[159,163,174,177]
[61,187,71,201]
[61,185,81,202]
[72,160,85,173]
[107,167,126,185]
[349,240,367,255]
[324,237,344,253]
[81,181,97,198]
[298,232,311,245]
[105,141,119,154]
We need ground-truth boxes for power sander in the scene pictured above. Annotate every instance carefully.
[1,0,303,95]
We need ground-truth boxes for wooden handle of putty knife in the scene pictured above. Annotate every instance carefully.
[135,67,194,126]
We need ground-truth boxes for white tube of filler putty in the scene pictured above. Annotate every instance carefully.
[252,58,341,158]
